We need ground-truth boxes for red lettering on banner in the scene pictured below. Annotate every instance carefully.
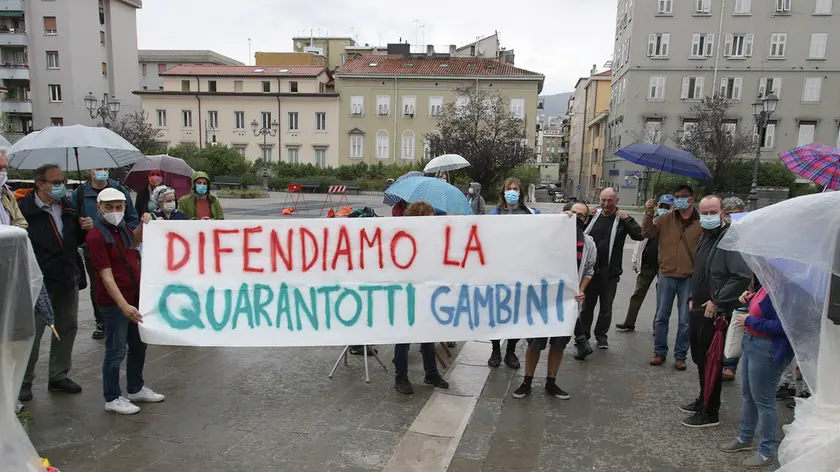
[270,229,293,272]
[462,225,486,268]
[360,228,383,269]
[243,226,264,273]
[332,225,353,271]
[390,231,417,270]
[442,226,461,267]
[166,232,190,272]
[322,227,329,272]
[213,229,240,273]
[300,227,319,272]
[198,231,206,275]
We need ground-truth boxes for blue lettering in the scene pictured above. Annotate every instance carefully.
[555,280,565,322]
[431,286,453,325]
[253,284,274,327]
[526,280,549,326]
[317,285,341,329]
[406,283,415,327]
[206,286,232,331]
[232,283,255,329]
[359,285,385,327]
[158,284,204,330]
[473,286,494,328]
[383,285,403,326]
[495,284,512,324]
[513,282,522,325]
[335,289,362,327]
[294,288,318,331]
[276,283,293,330]
[453,285,474,329]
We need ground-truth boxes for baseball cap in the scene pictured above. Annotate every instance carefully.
[658,194,675,205]
[97,187,126,203]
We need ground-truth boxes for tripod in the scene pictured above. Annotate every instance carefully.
[328,345,387,383]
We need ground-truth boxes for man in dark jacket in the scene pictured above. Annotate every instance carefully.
[574,187,644,359]
[18,164,85,401]
[680,195,751,428]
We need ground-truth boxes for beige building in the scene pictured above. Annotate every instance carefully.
[334,46,544,166]
[567,68,612,200]
[292,36,356,70]
[133,64,339,167]
[254,52,327,67]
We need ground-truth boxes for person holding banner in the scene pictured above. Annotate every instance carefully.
[150,186,187,221]
[177,172,224,221]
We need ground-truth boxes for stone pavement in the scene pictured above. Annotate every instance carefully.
[20,199,794,471]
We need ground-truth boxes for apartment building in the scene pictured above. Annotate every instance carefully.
[292,36,356,70]
[333,45,544,166]
[133,64,339,167]
[607,0,839,203]
[541,126,564,163]
[139,50,243,91]
[254,52,327,68]
[0,0,142,138]
[567,68,611,200]
[452,32,515,64]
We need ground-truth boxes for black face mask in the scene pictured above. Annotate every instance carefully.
[577,218,588,231]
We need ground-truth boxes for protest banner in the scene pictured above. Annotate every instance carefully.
[138,214,580,347]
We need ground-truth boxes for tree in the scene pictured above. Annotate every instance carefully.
[675,95,755,193]
[425,85,536,195]
[110,111,165,154]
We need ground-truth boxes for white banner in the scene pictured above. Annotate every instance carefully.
[138,215,579,347]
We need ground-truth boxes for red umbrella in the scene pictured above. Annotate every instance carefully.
[124,154,194,199]
[704,316,729,405]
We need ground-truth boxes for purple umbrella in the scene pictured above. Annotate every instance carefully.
[125,154,194,199]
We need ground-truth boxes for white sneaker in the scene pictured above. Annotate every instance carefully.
[104,397,140,415]
[125,387,165,403]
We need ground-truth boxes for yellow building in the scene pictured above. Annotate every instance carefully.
[133,65,340,167]
[292,36,356,70]
[255,52,328,67]
[334,50,544,166]
[581,70,611,200]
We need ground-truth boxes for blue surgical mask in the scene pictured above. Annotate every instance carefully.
[50,184,66,200]
[195,184,208,196]
[656,208,671,217]
[148,201,158,212]
[700,214,722,230]
[504,190,520,205]
[675,197,690,210]
[94,170,109,181]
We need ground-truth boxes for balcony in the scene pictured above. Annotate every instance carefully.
[0,27,25,46]
[2,99,32,114]
[0,64,27,79]
[0,1,24,13]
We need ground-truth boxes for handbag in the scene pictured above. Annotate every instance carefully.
[724,307,747,358]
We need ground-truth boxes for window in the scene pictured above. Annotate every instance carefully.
[315,148,326,167]
[769,33,787,58]
[181,80,190,92]
[288,112,298,131]
[455,96,468,112]
[207,111,219,129]
[658,0,673,14]
[798,123,816,146]
[690,34,715,57]
[815,0,833,13]
[50,117,63,126]
[261,146,273,162]
[43,17,57,35]
[644,120,662,143]
[734,0,751,13]
[100,31,105,46]
[208,80,217,92]
[158,64,166,74]
[340,54,347,64]
[376,130,389,159]
[101,62,107,77]
[48,84,62,102]
[234,144,247,156]
[696,0,711,13]
[261,112,272,130]
[287,147,299,164]
[647,33,670,58]
[156,109,167,128]
[182,110,193,129]
[376,95,390,116]
[234,111,245,130]
[802,77,822,102]
[429,96,443,117]
[234,81,243,93]
[648,76,666,100]
[350,135,363,159]
[724,34,754,57]
[682,121,698,142]
[290,81,298,93]
[809,33,828,59]
[46,51,59,69]
[681,77,705,100]
[759,77,783,98]
[402,131,415,160]
[350,96,364,115]
[262,81,271,93]
[313,112,326,131]
[403,96,416,116]
[775,0,792,12]
[760,122,776,149]
[510,98,525,119]
[722,122,737,136]
[423,139,433,159]
[719,77,743,100]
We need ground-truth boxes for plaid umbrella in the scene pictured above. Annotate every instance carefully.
[779,142,840,190]
[704,316,729,405]
[383,171,424,206]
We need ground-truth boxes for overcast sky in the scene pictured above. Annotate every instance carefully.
[137,0,617,95]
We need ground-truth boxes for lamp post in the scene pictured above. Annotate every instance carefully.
[84,92,120,127]
[251,118,280,189]
[748,92,779,211]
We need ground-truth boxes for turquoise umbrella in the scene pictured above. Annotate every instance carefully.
[384,176,473,215]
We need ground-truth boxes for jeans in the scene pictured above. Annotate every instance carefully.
[83,249,103,325]
[393,343,438,380]
[738,334,792,458]
[622,265,657,328]
[575,273,619,342]
[652,275,692,360]
[23,285,79,385]
[689,311,724,415]
[101,305,147,402]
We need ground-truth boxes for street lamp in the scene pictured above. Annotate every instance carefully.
[84,92,120,127]
[252,118,280,189]
[748,92,779,211]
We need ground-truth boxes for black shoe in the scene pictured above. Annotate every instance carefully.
[349,345,378,356]
[615,323,635,332]
[776,386,795,401]
[504,351,521,369]
[596,338,609,349]
[92,323,105,340]
[446,342,457,348]
[679,397,703,414]
[487,350,502,368]
[545,383,570,400]
[681,411,720,428]
[424,374,449,389]
[48,378,82,394]
[18,384,33,402]
[512,382,531,399]
[785,397,796,409]
[395,377,414,395]
[573,342,593,361]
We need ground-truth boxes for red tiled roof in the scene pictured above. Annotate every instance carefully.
[593,70,613,77]
[161,64,327,77]
[335,55,542,78]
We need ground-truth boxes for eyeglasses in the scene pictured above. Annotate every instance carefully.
[39,179,67,186]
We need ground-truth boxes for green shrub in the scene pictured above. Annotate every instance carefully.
[218,189,269,199]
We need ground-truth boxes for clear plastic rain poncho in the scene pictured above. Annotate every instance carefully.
[0,226,46,471]
[719,191,840,471]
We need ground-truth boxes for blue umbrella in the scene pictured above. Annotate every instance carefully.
[616,143,713,179]
[384,176,473,215]
[383,171,424,206]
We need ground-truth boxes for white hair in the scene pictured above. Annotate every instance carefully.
[151,185,175,203]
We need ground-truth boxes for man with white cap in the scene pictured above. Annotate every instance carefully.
[85,187,163,414]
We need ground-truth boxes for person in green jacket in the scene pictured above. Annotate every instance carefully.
[177,172,224,220]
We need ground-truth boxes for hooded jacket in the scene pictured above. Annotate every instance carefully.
[1,186,26,228]
[177,171,224,220]
[468,182,486,215]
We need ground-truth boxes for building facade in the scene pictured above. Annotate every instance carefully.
[565,80,586,195]
[608,0,840,203]
[139,50,243,92]
[291,36,356,70]
[567,69,611,200]
[333,48,543,166]
[133,64,340,167]
[254,52,326,68]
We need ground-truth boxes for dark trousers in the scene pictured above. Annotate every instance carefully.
[393,343,438,380]
[622,265,658,328]
[575,273,619,342]
[689,310,724,416]
[83,249,103,325]
[24,285,79,385]
[101,305,147,402]
[491,339,519,352]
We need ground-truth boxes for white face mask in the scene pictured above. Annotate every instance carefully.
[163,201,176,212]
[102,211,124,226]
[468,188,475,195]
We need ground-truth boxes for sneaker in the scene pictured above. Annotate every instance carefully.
[48,378,82,394]
[92,324,105,340]
[719,438,754,453]
[512,382,532,399]
[722,368,736,382]
[573,342,593,361]
[596,338,609,349]
[615,323,635,332]
[674,360,687,371]
[545,383,570,400]
[504,351,521,369]
[681,411,720,428]
[679,397,703,413]
[742,453,773,469]
[18,384,32,402]
[395,377,414,395]
[776,386,795,401]
[649,355,666,366]
[104,397,140,415]
[487,350,502,368]
[784,397,796,409]
[125,387,165,403]
[424,374,449,389]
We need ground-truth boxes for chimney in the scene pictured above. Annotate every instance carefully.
[449,44,456,56]
[427,44,435,56]
[591,64,597,75]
